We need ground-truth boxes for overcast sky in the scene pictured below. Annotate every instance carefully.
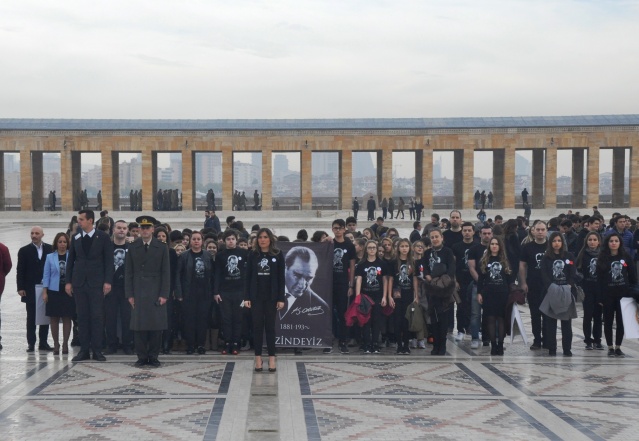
[1,0,638,119]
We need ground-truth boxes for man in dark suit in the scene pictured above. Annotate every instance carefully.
[125,216,170,367]
[66,210,114,362]
[409,221,422,243]
[279,246,330,331]
[17,226,53,352]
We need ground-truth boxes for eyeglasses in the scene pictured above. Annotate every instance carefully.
[366,246,378,250]
[332,226,344,230]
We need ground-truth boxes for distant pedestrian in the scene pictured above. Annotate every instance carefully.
[521,188,529,204]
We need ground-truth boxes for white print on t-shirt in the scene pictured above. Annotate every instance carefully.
[429,253,441,271]
[195,257,205,278]
[488,262,503,282]
[399,264,410,286]
[366,266,380,288]
[333,248,344,271]
[611,261,623,282]
[589,258,597,277]
[552,260,566,281]
[535,253,543,269]
[227,255,240,276]
[259,258,270,272]
[463,249,469,268]
[114,249,125,271]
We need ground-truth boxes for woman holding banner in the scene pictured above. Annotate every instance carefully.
[245,228,285,372]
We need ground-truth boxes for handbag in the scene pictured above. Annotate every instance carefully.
[573,285,586,303]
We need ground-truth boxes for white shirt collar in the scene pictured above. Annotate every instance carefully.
[83,229,96,238]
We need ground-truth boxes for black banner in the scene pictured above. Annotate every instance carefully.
[275,241,333,348]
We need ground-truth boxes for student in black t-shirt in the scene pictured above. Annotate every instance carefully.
[245,228,285,372]
[467,224,492,348]
[391,238,415,354]
[355,240,390,354]
[331,219,356,354]
[176,231,215,355]
[214,229,249,355]
[519,220,548,350]
[451,222,478,341]
[576,231,603,350]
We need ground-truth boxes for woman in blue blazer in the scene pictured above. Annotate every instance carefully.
[42,232,74,355]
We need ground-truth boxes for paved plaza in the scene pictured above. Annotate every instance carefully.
[1,215,639,440]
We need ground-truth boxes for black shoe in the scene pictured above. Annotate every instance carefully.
[563,350,572,357]
[548,349,557,356]
[123,347,134,356]
[26,345,35,353]
[197,346,206,355]
[134,358,147,367]
[483,341,490,347]
[530,342,542,350]
[70,338,80,347]
[615,348,625,357]
[585,343,593,350]
[148,358,161,367]
[186,347,195,355]
[339,343,349,354]
[430,349,438,356]
[497,343,504,356]
[39,343,53,351]
[594,343,605,350]
[72,351,90,362]
[323,347,333,354]
[491,343,498,355]
[373,346,381,354]
[608,348,616,357]
[103,347,118,355]
[92,352,107,362]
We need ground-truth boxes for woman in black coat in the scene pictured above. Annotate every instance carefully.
[245,228,285,372]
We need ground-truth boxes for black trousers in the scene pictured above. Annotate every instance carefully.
[582,283,602,344]
[603,297,624,347]
[394,298,411,348]
[104,286,132,350]
[25,301,49,346]
[251,297,277,356]
[162,296,175,351]
[457,282,472,333]
[353,209,358,220]
[183,294,211,349]
[543,315,572,352]
[382,208,388,219]
[363,301,383,346]
[332,283,350,343]
[527,285,546,345]
[74,285,104,353]
[367,209,374,221]
[220,290,243,346]
[431,307,450,355]
[134,330,162,360]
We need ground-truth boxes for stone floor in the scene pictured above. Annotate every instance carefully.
[1,220,639,440]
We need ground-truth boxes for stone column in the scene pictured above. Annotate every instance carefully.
[20,149,32,211]
[32,151,44,211]
[531,149,545,208]
[0,154,5,210]
[262,150,272,210]
[460,149,475,209]
[544,147,557,210]
[340,150,352,211]
[612,148,626,207]
[421,147,433,208]
[60,149,72,211]
[101,149,112,211]
[142,149,153,211]
[492,149,505,209]
[380,148,392,203]
[503,146,516,208]
[222,147,233,211]
[571,149,585,208]
[586,145,600,208]
[301,149,312,210]
[71,151,82,210]
[111,152,120,210]
[415,150,423,203]
[631,143,639,208]
[182,151,193,210]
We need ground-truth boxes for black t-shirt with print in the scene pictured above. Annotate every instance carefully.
[333,239,356,286]
[112,243,127,288]
[355,257,389,300]
[452,240,477,286]
[520,241,547,288]
[392,258,414,300]
[256,251,273,294]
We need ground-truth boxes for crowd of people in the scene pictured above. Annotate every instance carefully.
[3,204,639,372]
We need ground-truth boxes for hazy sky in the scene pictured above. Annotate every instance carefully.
[2,0,638,119]
[2,1,636,177]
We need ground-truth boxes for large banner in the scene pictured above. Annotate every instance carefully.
[275,241,333,348]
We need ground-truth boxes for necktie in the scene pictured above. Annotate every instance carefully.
[144,243,149,253]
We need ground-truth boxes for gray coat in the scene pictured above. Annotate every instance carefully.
[125,238,171,331]
[539,283,577,321]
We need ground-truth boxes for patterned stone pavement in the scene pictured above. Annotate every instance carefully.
[2,222,639,440]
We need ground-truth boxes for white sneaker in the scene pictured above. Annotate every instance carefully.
[455,332,465,342]
[418,340,426,349]
[409,339,417,349]
[470,340,480,349]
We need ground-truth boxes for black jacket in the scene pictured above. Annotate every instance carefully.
[67,229,114,289]
[245,250,286,303]
[17,242,53,303]
[174,250,214,300]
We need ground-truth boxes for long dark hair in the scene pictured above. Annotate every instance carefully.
[545,231,568,260]
[252,228,280,256]
[576,231,601,267]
